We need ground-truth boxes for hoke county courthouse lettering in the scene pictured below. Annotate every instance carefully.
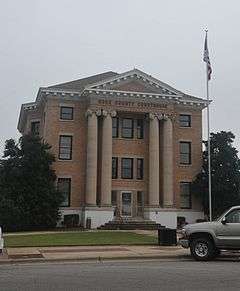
[18,69,208,229]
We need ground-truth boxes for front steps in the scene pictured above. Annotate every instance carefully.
[97,219,165,230]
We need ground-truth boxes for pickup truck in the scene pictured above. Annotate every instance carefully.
[179,206,240,261]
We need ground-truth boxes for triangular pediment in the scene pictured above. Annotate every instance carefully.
[36,68,207,108]
[98,77,165,94]
[85,68,182,97]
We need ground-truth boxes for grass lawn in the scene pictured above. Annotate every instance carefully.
[4,231,157,248]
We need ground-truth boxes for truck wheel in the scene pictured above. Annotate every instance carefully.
[190,238,215,261]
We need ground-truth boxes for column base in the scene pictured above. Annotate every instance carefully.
[145,205,161,208]
[99,204,113,208]
[85,204,97,207]
[163,203,174,208]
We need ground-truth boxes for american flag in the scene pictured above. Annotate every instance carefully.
[203,33,212,81]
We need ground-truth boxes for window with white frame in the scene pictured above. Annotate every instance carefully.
[180,142,191,165]
[59,135,72,160]
[121,118,134,138]
[57,178,71,207]
[112,117,119,138]
[121,158,133,179]
[60,107,74,120]
[179,114,191,127]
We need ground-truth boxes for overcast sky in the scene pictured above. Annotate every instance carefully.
[1,0,239,155]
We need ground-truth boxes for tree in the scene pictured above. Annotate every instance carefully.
[193,131,240,218]
[0,135,63,231]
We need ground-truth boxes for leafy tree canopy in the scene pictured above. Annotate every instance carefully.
[193,131,240,218]
[0,135,63,231]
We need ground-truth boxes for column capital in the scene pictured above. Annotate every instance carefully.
[162,114,170,121]
[102,110,117,117]
[110,110,117,117]
[85,109,93,117]
[162,113,176,121]
[85,109,102,118]
[102,110,108,117]
[149,112,169,120]
[149,112,157,120]
[156,113,164,120]
[96,109,102,116]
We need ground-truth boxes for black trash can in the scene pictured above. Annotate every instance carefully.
[86,217,91,229]
[158,228,177,246]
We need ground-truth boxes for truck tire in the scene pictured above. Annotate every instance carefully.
[190,237,215,261]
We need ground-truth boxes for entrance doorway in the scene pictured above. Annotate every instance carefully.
[121,192,132,217]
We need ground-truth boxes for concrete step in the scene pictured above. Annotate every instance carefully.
[97,220,165,230]
[107,221,158,225]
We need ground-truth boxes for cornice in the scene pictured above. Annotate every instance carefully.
[17,102,38,132]
[85,88,182,99]
[34,81,209,111]
[22,102,37,110]
[36,88,83,102]
[84,88,209,108]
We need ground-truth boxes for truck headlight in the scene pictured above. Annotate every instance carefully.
[179,228,187,239]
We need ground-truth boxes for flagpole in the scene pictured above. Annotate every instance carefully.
[205,29,212,222]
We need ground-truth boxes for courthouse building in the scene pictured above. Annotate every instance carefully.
[18,69,207,228]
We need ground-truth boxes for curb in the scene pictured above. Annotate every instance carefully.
[0,254,191,265]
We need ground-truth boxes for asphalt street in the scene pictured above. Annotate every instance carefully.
[0,259,240,291]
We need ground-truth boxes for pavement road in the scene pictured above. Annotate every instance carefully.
[0,259,240,291]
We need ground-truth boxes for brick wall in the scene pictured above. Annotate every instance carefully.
[21,96,203,211]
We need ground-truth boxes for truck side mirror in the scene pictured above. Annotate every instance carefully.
[221,217,227,224]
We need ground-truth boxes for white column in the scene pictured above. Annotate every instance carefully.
[85,110,98,206]
[148,113,160,206]
[101,111,116,206]
[163,117,174,208]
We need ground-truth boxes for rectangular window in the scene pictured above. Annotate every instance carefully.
[137,191,144,206]
[179,114,191,127]
[111,190,117,206]
[59,135,72,160]
[137,158,144,180]
[112,117,119,138]
[121,158,133,179]
[60,107,74,120]
[112,157,118,179]
[180,182,191,209]
[121,118,134,138]
[180,142,191,165]
[31,121,40,135]
[57,178,71,207]
[137,119,144,139]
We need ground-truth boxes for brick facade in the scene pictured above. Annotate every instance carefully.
[18,69,207,228]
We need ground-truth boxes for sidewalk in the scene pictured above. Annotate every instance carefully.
[0,245,189,264]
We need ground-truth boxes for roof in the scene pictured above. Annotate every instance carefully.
[47,71,119,92]
[78,68,207,104]
[37,68,208,106]
[19,69,208,133]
